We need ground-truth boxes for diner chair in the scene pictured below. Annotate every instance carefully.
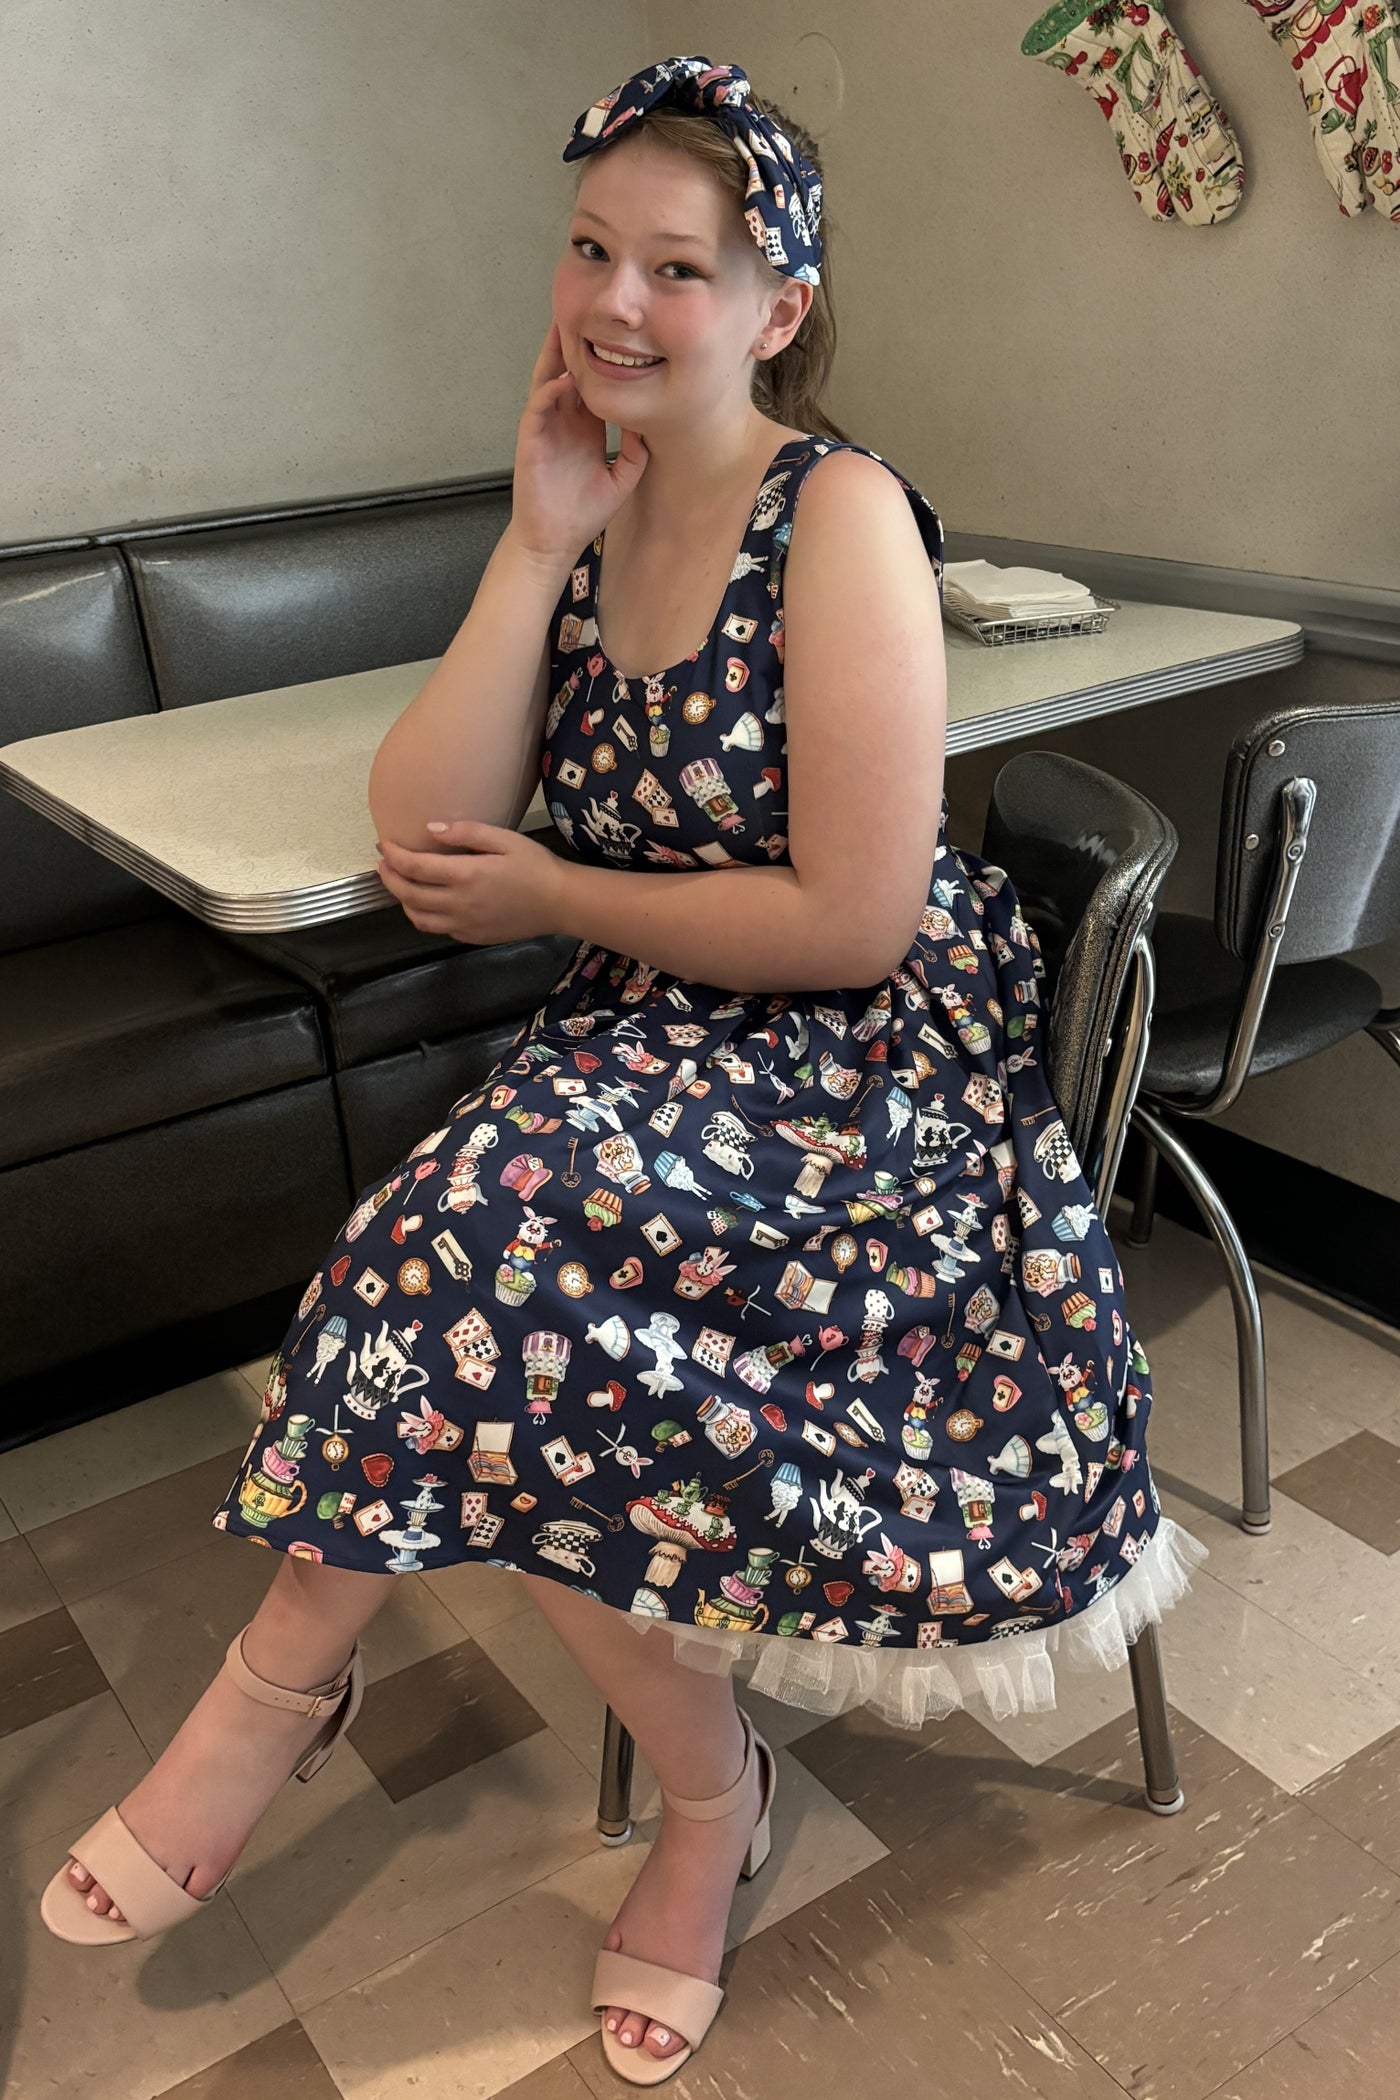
[1122,698,1400,1537]
[591,751,1188,1830]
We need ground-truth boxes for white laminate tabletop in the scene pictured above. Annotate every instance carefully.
[0,600,1301,931]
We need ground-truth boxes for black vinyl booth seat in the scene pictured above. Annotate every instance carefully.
[1126,698,1400,1536]
[219,914,576,1073]
[0,915,326,1173]
[0,477,583,1401]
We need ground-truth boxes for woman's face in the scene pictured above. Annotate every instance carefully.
[552,134,772,430]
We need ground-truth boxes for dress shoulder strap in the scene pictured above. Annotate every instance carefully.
[781,437,945,601]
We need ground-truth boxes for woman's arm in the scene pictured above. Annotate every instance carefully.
[550,449,948,992]
[367,524,574,851]
[778,446,947,978]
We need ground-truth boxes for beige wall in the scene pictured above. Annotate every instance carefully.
[3,0,645,535]
[5,1,1396,1196]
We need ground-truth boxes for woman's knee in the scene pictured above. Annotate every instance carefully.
[278,1550,396,1608]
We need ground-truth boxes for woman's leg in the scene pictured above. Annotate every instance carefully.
[519,1573,768,2066]
[71,1552,396,1921]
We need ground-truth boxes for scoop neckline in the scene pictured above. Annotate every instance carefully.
[592,431,814,686]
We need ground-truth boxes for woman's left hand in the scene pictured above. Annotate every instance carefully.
[374,820,567,944]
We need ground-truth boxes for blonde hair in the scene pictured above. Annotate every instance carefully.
[570,89,852,445]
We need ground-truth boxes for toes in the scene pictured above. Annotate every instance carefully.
[67,1861,121,1919]
[607,2010,684,2056]
[642,2020,685,2057]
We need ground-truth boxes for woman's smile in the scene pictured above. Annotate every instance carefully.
[584,337,667,376]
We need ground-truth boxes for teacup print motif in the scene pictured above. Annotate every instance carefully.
[211,434,1207,1732]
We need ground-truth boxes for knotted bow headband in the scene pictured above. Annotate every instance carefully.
[562,55,823,286]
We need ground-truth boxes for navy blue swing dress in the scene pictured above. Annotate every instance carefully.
[211,432,1206,1732]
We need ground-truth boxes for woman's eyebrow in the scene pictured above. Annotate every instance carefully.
[573,206,711,247]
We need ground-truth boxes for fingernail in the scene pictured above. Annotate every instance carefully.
[426,821,449,833]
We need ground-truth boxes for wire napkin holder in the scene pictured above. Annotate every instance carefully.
[942,593,1120,647]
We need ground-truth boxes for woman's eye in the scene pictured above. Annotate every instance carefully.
[570,238,697,279]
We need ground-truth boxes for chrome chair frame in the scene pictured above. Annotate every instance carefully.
[1126,770,1400,1535]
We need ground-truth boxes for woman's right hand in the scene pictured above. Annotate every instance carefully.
[509,319,651,566]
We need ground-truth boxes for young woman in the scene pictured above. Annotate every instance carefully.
[43,56,1206,2088]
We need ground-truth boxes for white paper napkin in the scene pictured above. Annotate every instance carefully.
[944,560,1097,619]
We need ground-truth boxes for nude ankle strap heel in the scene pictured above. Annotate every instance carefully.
[592,1709,779,2083]
[657,1707,776,1880]
[38,1620,364,1945]
[221,1623,365,1782]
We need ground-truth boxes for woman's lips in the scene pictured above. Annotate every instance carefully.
[584,339,666,377]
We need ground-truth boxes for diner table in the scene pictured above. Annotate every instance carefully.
[0,599,1303,933]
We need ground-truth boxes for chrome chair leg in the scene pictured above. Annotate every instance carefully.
[1133,1104,1271,1534]
[598,1648,1187,1825]
[1126,1133,1159,1247]
[597,1705,636,1845]
[1130,1623,1185,1814]
[1366,1007,1400,1072]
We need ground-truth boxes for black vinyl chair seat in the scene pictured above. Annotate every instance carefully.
[0,914,327,1170]
[222,912,580,1068]
[1143,909,1383,1099]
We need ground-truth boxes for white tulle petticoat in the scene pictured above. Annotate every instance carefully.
[618,1515,1209,1734]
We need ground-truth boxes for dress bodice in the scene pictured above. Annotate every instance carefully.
[540,433,945,872]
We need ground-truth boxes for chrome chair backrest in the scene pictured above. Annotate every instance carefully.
[1216,698,1400,966]
[1180,697,1400,1117]
[979,751,1178,1205]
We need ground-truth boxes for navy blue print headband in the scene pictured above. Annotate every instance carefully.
[562,55,824,286]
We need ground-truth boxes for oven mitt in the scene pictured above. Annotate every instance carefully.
[1239,0,1400,222]
[1022,2,1246,222]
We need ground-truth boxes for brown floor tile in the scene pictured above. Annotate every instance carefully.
[787,1697,1141,1855]
[160,2019,339,2097]
[1301,1722,1400,1875]
[1211,1947,1400,2099]
[790,1704,1400,2100]
[23,1443,255,1605]
[1273,1432,1400,1554]
[496,2059,597,2100]
[350,1633,548,1803]
[0,1604,109,1739]
[564,1854,1125,2100]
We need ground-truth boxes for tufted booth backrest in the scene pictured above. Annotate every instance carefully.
[118,486,515,709]
[1,478,517,951]
[0,550,168,952]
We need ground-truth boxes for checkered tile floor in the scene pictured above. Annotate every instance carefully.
[5,1202,1400,2099]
